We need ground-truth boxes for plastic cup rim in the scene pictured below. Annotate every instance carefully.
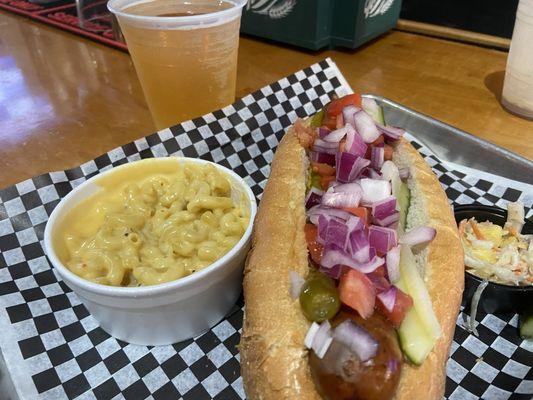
[107,0,247,29]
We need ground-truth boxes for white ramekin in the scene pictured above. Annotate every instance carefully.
[44,157,256,346]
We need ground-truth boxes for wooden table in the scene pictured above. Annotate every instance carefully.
[0,11,531,189]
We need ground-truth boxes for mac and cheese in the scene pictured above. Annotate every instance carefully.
[56,160,250,286]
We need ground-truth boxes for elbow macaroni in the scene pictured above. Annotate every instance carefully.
[59,162,249,287]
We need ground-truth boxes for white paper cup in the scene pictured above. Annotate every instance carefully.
[44,157,256,345]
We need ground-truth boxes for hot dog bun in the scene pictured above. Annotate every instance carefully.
[240,124,464,399]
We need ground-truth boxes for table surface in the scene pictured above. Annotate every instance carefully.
[0,11,531,189]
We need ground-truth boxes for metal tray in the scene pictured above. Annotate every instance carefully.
[366,95,533,185]
[1,93,530,400]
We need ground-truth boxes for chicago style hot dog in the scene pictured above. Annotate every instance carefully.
[240,94,464,400]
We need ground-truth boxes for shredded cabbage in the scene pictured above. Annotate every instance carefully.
[460,202,532,286]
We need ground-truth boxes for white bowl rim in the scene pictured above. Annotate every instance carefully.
[44,156,257,298]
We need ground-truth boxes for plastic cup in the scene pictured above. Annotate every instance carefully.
[108,0,247,129]
[501,0,533,119]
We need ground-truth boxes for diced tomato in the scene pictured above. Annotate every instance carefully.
[371,265,387,279]
[342,207,370,227]
[339,269,376,319]
[376,287,413,328]
[370,135,385,146]
[326,94,363,118]
[322,113,337,130]
[304,223,323,264]
[384,144,393,161]
[320,175,335,191]
[294,119,316,150]
[336,114,344,129]
[312,162,335,176]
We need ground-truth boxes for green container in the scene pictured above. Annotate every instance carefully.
[241,0,402,50]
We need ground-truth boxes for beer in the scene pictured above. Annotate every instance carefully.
[108,0,246,129]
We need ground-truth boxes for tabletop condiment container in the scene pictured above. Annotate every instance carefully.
[501,0,533,119]
[240,0,402,50]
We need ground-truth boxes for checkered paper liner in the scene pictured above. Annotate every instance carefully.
[0,58,531,400]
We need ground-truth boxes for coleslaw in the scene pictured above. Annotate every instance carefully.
[459,203,532,286]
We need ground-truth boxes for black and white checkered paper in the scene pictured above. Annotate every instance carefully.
[0,58,531,400]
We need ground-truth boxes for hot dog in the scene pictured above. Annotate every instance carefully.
[240,95,464,400]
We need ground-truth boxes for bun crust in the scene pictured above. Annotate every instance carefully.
[240,128,320,399]
[240,130,464,400]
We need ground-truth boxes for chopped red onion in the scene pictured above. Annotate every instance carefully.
[323,124,353,143]
[353,111,380,143]
[311,320,333,359]
[381,161,398,182]
[322,191,361,209]
[313,138,338,154]
[304,322,321,349]
[322,243,383,273]
[336,152,357,182]
[362,97,381,122]
[306,188,324,209]
[348,230,370,262]
[336,153,370,183]
[317,212,365,249]
[386,245,401,283]
[360,178,391,204]
[342,105,361,127]
[325,218,350,249]
[373,211,400,227]
[333,320,378,361]
[350,158,371,181]
[367,272,391,293]
[399,167,410,181]
[345,127,367,157]
[315,336,333,359]
[317,214,329,245]
[399,226,437,247]
[356,255,385,273]
[367,168,382,180]
[310,151,336,166]
[377,286,398,312]
[320,264,343,279]
[318,127,331,139]
[371,196,397,220]
[369,226,398,254]
[345,215,364,233]
[334,182,361,194]
[289,271,305,299]
[377,124,405,142]
[381,160,403,201]
[308,205,353,225]
[371,146,385,170]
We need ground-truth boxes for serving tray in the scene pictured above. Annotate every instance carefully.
[0,58,531,400]
[369,95,533,185]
